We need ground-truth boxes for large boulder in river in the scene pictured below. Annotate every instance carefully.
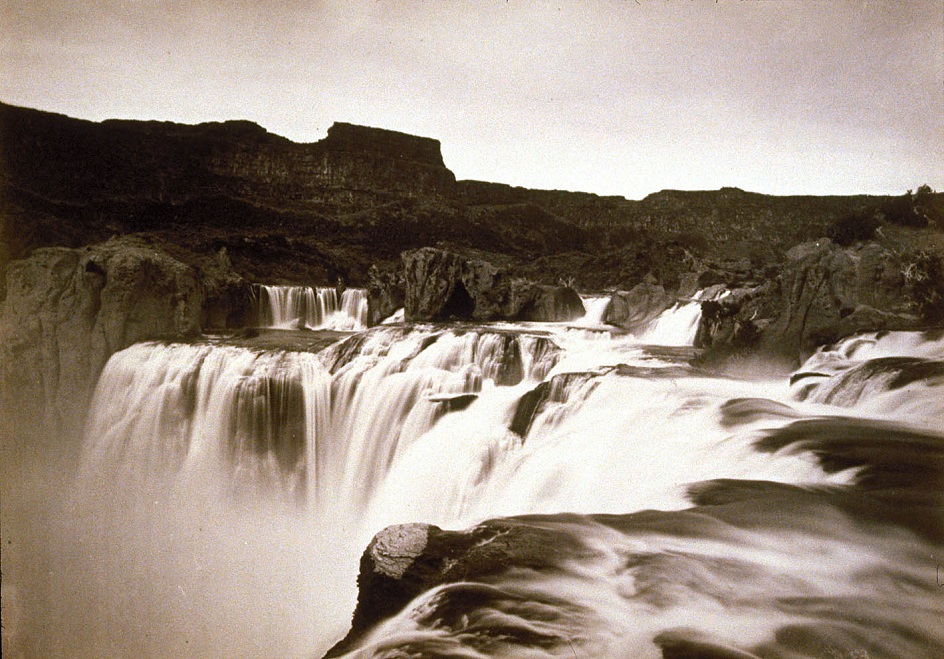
[400,247,584,322]
[515,284,585,322]
[402,247,493,320]
[604,282,676,331]
[0,237,207,447]
[767,239,919,354]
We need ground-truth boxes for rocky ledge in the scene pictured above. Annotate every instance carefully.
[694,238,941,366]
[0,236,253,446]
[371,247,586,323]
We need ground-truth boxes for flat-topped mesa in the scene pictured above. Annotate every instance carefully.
[306,122,455,200]
[0,103,456,212]
[321,122,447,168]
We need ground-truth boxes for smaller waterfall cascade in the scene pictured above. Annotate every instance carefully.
[637,297,703,346]
[78,343,331,502]
[257,285,368,330]
[575,295,612,326]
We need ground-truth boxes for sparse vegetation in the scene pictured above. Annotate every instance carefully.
[828,208,882,245]
[880,190,927,228]
[902,250,944,323]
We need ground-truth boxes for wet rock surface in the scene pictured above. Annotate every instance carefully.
[399,247,585,322]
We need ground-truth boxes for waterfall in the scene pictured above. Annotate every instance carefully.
[636,297,703,345]
[79,326,563,512]
[575,294,611,326]
[257,285,368,330]
[17,303,943,658]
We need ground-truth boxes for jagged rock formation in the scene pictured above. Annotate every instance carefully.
[398,247,585,322]
[0,236,251,445]
[695,239,932,364]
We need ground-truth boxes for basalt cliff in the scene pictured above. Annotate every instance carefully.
[2,102,943,441]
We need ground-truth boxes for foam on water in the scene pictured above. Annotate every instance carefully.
[11,301,942,658]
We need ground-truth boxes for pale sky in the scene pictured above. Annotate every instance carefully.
[2,0,942,199]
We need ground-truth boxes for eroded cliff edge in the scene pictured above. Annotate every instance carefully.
[6,100,940,299]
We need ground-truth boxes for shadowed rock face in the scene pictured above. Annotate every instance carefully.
[398,247,586,322]
[605,282,676,332]
[695,239,929,365]
[1,104,454,208]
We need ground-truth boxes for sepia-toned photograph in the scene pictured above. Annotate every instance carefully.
[2,2,943,657]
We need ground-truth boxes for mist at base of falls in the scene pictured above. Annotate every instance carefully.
[3,477,359,658]
[3,299,943,658]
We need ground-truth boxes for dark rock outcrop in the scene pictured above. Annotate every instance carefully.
[325,518,587,658]
[695,239,927,364]
[399,247,584,322]
[604,282,676,331]
[1,104,455,210]
[768,239,920,354]
[515,284,585,322]
[694,287,771,358]
[366,263,406,325]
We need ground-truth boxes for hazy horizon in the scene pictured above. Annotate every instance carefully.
[3,0,942,199]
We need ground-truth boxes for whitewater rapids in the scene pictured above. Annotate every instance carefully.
[4,298,943,658]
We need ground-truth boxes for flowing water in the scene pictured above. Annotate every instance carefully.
[258,285,369,331]
[5,298,943,658]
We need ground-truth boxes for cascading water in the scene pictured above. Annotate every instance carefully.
[17,306,944,657]
[637,293,706,346]
[790,329,944,427]
[258,285,368,330]
[575,294,612,326]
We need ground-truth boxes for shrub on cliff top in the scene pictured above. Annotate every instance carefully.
[902,250,944,323]
[881,191,927,228]
[828,209,881,245]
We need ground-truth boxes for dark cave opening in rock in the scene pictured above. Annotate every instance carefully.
[441,281,475,320]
